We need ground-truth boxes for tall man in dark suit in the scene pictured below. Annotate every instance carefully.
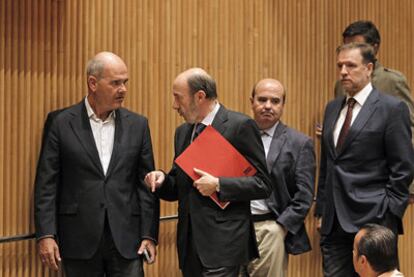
[245,78,315,277]
[315,43,414,277]
[333,21,414,201]
[144,68,272,277]
[34,52,159,276]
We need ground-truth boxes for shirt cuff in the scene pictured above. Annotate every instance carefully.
[142,236,158,245]
[36,235,55,242]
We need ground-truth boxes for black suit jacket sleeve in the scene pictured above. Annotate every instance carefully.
[34,115,61,238]
[137,121,160,242]
[218,118,273,202]
[277,138,315,234]
[315,129,327,218]
[156,130,181,201]
[385,101,414,217]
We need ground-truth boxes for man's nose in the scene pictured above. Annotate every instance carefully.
[264,100,272,108]
[339,65,348,75]
[119,83,127,93]
[172,100,179,110]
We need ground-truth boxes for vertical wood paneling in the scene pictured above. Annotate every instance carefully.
[1,0,413,276]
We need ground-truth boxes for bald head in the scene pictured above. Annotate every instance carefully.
[86,51,127,80]
[172,68,217,123]
[174,67,217,99]
[252,78,285,102]
[176,67,210,81]
[250,78,286,130]
[85,51,128,120]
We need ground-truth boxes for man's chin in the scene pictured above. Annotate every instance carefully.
[257,119,277,129]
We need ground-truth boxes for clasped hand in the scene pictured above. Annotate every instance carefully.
[193,168,219,196]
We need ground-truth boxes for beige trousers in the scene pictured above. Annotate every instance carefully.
[246,220,288,277]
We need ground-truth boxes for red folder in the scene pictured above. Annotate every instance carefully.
[175,125,257,209]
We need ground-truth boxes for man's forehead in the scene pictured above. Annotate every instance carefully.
[338,48,361,57]
[256,93,281,98]
[337,49,363,62]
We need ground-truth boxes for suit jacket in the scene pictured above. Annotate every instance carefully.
[265,122,315,255]
[34,100,159,259]
[334,61,414,194]
[315,89,414,235]
[157,105,273,269]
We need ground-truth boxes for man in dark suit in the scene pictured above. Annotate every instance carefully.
[34,51,159,276]
[333,20,414,202]
[244,78,315,277]
[144,68,272,277]
[315,43,414,277]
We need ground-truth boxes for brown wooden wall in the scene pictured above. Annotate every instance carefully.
[1,0,414,276]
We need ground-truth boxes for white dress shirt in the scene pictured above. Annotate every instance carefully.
[85,97,115,175]
[378,269,404,277]
[334,83,373,146]
[250,121,278,215]
[191,101,220,140]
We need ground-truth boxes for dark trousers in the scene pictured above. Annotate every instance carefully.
[63,216,143,277]
[182,221,240,277]
[320,211,399,277]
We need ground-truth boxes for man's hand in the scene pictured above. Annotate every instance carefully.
[316,217,322,233]
[193,168,219,196]
[282,226,288,237]
[37,237,61,271]
[409,193,414,204]
[138,239,157,264]
[315,123,322,138]
[144,171,165,192]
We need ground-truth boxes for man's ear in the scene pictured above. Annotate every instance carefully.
[195,90,207,102]
[88,75,98,92]
[366,62,374,77]
[360,254,368,266]
[249,96,254,105]
[373,43,380,55]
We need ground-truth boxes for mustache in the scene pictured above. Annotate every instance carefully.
[260,110,274,115]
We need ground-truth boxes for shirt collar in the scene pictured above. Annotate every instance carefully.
[200,101,220,126]
[261,121,279,137]
[346,82,373,107]
[84,97,116,122]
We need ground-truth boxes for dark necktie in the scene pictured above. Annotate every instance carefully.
[192,123,206,141]
[261,130,270,137]
[336,97,357,150]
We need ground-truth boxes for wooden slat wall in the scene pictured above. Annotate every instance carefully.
[1,0,413,276]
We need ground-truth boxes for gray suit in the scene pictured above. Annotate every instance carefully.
[265,122,315,255]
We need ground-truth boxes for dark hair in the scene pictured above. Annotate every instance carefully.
[337,42,376,65]
[187,73,217,99]
[342,20,381,47]
[357,224,398,274]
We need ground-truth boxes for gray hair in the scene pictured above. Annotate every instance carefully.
[86,58,105,80]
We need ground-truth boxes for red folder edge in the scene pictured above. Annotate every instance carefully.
[175,125,257,209]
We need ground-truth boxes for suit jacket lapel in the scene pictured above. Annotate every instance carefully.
[325,96,345,158]
[69,101,105,176]
[337,89,379,154]
[211,105,228,134]
[105,109,124,178]
[266,122,287,173]
[176,123,194,156]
